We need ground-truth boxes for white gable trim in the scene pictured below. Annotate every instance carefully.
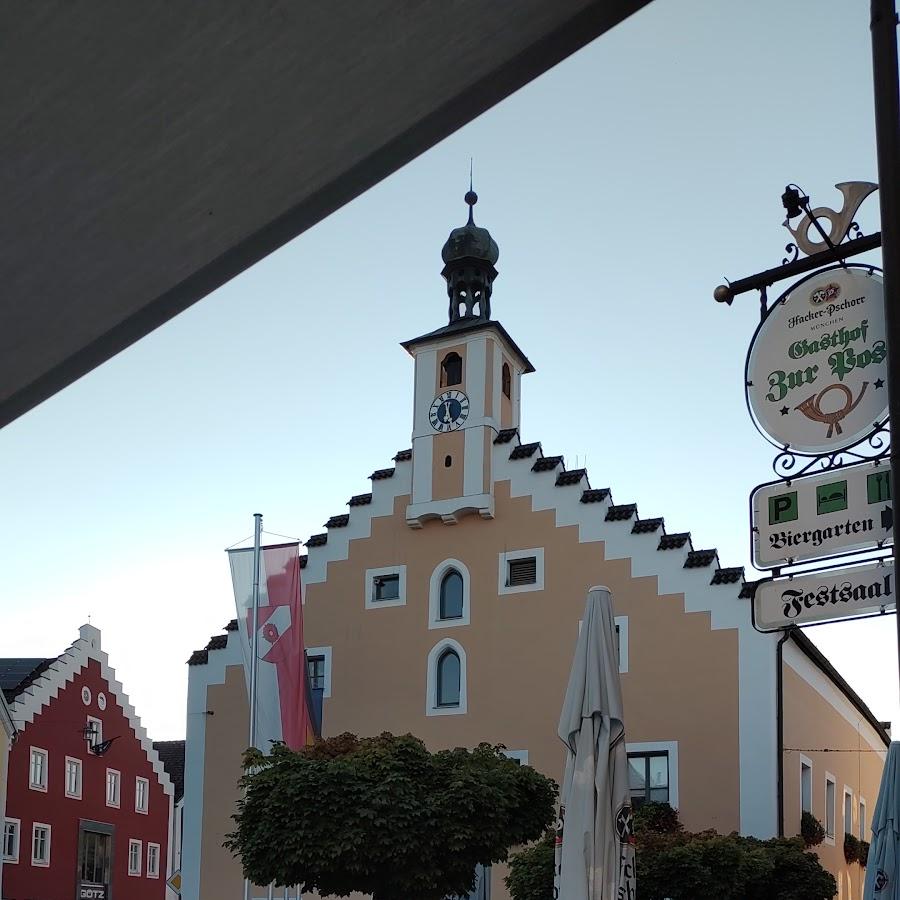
[7,625,174,799]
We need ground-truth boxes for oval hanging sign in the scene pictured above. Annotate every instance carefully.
[746,265,887,454]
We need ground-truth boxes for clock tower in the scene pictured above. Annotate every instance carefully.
[402,189,533,527]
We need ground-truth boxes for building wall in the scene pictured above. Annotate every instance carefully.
[4,659,169,900]
[303,480,743,836]
[782,645,887,900]
[0,711,12,897]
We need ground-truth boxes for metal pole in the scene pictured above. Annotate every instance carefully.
[249,512,263,749]
[871,0,900,695]
[244,512,264,900]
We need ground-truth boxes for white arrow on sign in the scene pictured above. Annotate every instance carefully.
[753,559,895,631]
[751,460,892,569]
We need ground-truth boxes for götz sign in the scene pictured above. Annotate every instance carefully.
[751,461,893,568]
[746,266,887,454]
[753,560,895,631]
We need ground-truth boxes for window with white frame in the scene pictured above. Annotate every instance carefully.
[29,747,48,791]
[135,776,149,813]
[86,715,102,752]
[65,756,82,799]
[614,616,629,674]
[365,565,407,609]
[843,788,853,839]
[128,839,142,876]
[106,768,121,808]
[825,774,836,842]
[626,741,679,809]
[498,548,544,595]
[147,841,160,878]
[428,559,471,628]
[800,757,812,814]
[860,798,868,840]
[31,823,50,867]
[3,819,19,863]
[426,638,467,716]
[305,646,332,698]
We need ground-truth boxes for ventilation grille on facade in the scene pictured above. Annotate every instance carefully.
[507,557,537,586]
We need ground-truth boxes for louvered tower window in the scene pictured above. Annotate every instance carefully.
[507,556,537,586]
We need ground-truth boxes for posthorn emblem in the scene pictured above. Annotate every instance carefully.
[795,382,869,438]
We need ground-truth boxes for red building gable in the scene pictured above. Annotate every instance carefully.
[2,626,173,900]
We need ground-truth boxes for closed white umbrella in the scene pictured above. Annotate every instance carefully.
[555,586,635,900]
[865,741,900,899]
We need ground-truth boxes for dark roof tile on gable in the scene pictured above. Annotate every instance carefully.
[712,567,744,585]
[225,620,238,631]
[632,517,664,534]
[0,658,54,703]
[684,549,718,569]
[659,532,691,550]
[349,493,372,507]
[556,468,586,486]
[605,503,637,522]
[206,634,228,651]
[510,442,540,460]
[325,514,349,529]
[300,554,308,569]
[187,649,208,666]
[153,740,185,802]
[393,449,412,462]
[532,455,563,473]
[494,428,518,444]
[306,533,328,547]
[370,467,395,480]
[581,488,611,504]
[739,581,761,599]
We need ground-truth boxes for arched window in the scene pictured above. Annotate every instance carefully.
[439,570,464,620]
[440,352,463,387]
[502,362,511,398]
[436,649,461,707]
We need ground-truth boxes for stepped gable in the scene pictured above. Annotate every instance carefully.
[304,430,755,601]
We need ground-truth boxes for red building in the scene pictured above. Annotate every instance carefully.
[1,625,174,900]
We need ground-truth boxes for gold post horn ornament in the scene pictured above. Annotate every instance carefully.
[794,382,869,438]
[784,182,878,257]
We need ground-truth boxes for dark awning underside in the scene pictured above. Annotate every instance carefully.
[0,0,649,428]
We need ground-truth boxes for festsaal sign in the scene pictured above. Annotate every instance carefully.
[746,266,887,454]
[753,559,895,631]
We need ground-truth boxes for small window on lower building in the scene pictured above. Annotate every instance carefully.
[801,759,812,813]
[147,841,160,878]
[627,751,669,808]
[65,756,82,799]
[29,747,48,791]
[307,655,325,692]
[860,798,868,840]
[436,649,461,707]
[31,823,51,867]
[135,776,149,813]
[507,557,537,587]
[106,769,121,808]
[826,776,836,840]
[373,574,400,602]
[128,839,142,876]
[3,819,19,863]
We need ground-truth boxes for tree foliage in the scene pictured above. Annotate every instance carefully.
[505,803,837,900]
[225,732,557,900]
[801,811,826,847]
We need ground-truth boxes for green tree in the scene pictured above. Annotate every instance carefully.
[226,732,557,900]
[505,803,837,900]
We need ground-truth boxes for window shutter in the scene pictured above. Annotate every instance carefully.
[507,557,537,586]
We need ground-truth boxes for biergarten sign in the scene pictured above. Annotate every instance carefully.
[753,560,895,631]
[746,266,887,455]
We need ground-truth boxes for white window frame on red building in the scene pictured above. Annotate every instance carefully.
[106,768,121,808]
[128,838,142,876]
[135,775,149,814]
[64,756,82,800]
[3,818,20,863]
[29,746,48,792]
[31,822,51,867]
[147,840,160,878]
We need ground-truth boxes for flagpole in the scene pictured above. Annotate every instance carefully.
[244,512,263,900]
[249,512,263,749]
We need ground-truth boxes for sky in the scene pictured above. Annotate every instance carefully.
[1,0,897,742]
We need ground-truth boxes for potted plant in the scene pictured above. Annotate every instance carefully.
[844,832,861,865]
[801,811,825,847]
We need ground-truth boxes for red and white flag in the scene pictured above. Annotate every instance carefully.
[227,542,316,750]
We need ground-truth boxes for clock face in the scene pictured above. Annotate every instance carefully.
[429,390,470,432]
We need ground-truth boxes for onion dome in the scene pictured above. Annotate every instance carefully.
[441,189,499,323]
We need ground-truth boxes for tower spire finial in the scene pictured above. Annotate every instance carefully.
[464,159,477,225]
